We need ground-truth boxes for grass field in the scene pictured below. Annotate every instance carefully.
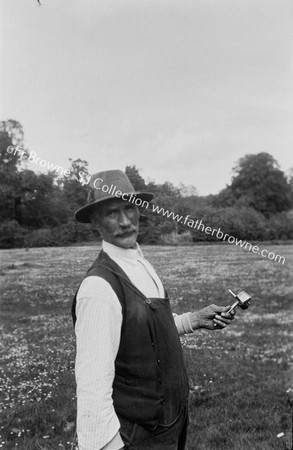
[0,244,292,450]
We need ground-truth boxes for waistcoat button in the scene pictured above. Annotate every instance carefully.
[157,359,160,364]
[145,299,152,304]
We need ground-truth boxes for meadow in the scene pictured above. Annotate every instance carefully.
[0,244,292,450]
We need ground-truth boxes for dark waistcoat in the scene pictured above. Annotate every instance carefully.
[72,250,189,429]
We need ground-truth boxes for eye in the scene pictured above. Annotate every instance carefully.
[125,204,135,212]
[107,209,118,217]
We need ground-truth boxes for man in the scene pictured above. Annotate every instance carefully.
[72,170,236,450]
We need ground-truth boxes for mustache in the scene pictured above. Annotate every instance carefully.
[115,229,137,237]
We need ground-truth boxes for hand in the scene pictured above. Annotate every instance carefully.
[189,304,236,330]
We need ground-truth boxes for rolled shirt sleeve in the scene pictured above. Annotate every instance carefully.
[173,312,194,335]
[75,276,124,450]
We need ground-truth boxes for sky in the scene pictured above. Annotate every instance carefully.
[1,0,293,195]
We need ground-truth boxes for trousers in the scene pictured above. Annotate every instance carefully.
[118,407,188,450]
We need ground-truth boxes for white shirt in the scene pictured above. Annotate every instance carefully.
[75,241,194,450]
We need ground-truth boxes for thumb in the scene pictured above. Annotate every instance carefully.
[214,305,231,314]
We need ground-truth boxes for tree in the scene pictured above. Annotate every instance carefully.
[0,120,28,167]
[221,153,292,217]
[178,182,198,197]
[214,186,236,208]
[125,165,148,191]
[18,170,65,227]
[287,167,293,206]
[61,158,91,212]
[0,120,27,222]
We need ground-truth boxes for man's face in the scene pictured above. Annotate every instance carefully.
[94,198,139,249]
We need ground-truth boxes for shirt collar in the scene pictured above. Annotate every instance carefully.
[102,240,144,261]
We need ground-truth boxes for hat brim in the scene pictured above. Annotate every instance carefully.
[74,192,153,223]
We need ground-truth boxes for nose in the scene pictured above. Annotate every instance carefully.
[119,210,132,227]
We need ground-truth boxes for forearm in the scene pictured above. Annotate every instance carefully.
[75,277,123,449]
[173,312,195,335]
[173,311,206,334]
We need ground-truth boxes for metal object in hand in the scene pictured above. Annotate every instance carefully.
[227,290,252,314]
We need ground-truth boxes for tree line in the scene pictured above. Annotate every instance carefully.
[1,119,292,248]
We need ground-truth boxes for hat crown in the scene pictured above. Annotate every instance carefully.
[88,170,135,203]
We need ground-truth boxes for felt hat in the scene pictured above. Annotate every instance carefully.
[74,169,153,223]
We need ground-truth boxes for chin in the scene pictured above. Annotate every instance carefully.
[115,234,137,248]
[119,239,137,249]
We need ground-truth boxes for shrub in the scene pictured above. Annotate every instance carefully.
[190,207,269,242]
[24,228,56,247]
[0,220,26,248]
[267,211,293,240]
[24,222,97,248]
[159,231,193,245]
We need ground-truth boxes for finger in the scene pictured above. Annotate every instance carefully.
[214,305,234,315]
[221,311,236,319]
[223,306,237,317]
[221,305,233,312]
[214,314,232,324]
[213,318,227,328]
[212,321,230,330]
[212,321,220,329]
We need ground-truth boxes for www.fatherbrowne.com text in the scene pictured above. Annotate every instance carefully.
[90,177,285,265]
[151,204,285,264]
[8,145,285,264]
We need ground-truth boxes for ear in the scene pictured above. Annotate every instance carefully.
[90,212,101,232]
[93,218,102,234]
